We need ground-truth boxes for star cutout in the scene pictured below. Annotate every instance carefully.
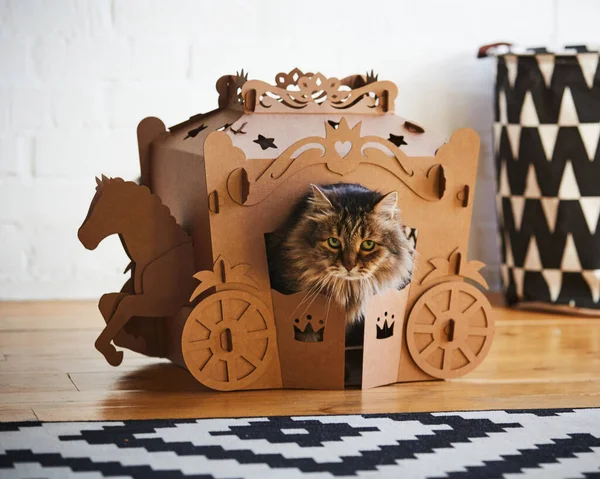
[184,124,207,139]
[254,134,277,150]
[328,120,340,129]
[388,133,407,147]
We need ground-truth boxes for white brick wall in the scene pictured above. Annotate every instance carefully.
[0,0,596,299]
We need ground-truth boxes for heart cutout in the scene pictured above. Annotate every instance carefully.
[335,140,352,158]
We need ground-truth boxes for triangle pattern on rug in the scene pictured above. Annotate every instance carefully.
[510,196,525,231]
[536,54,555,87]
[540,197,559,232]
[558,160,581,200]
[558,87,579,126]
[561,233,582,272]
[520,91,540,127]
[541,269,562,302]
[582,270,600,303]
[506,124,521,160]
[577,53,599,89]
[524,164,541,198]
[538,124,559,161]
[579,197,600,234]
[578,123,600,161]
[524,236,543,271]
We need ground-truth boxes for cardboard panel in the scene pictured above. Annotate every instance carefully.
[224,114,446,160]
[137,117,166,188]
[272,291,346,390]
[362,287,409,390]
[150,147,212,271]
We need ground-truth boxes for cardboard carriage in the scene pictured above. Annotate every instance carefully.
[78,69,494,391]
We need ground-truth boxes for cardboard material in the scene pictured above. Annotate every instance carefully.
[78,177,195,366]
[78,70,494,390]
[362,287,409,390]
[272,290,346,390]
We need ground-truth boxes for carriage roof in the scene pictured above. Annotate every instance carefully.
[158,70,448,160]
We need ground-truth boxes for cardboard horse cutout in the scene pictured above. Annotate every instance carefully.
[78,176,195,365]
[79,69,494,390]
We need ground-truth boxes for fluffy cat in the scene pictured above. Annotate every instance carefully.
[266,183,414,327]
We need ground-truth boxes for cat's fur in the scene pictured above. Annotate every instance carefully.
[266,183,414,326]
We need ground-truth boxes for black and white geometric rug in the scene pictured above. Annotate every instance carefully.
[1,409,599,478]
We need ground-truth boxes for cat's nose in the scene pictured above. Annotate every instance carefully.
[342,260,354,272]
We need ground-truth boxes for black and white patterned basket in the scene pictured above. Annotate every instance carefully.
[483,44,600,313]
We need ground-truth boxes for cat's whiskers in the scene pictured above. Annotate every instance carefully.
[323,276,337,328]
[298,273,332,320]
[285,274,328,322]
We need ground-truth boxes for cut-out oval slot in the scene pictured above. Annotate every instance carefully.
[220,328,233,352]
[444,319,456,342]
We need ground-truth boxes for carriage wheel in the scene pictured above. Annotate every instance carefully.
[182,290,276,391]
[406,281,494,379]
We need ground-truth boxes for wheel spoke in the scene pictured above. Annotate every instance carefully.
[460,299,483,320]
[460,345,476,363]
[247,329,270,341]
[186,338,212,352]
[237,304,256,326]
[200,353,218,373]
[449,287,459,313]
[419,339,440,359]
[413,324,435,334]
[425,302,443,319]
[219,299,231,323]
[226,357,237,381]
[196,317,217,329]
[242,351,263,368]
[468,327,491,337]
[442,348,452,371]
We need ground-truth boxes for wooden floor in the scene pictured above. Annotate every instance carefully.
[0,297,599,422]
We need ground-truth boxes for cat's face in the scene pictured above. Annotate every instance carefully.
[285,184,414,299]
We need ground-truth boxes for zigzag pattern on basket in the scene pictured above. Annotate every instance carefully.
[494,52,600,308]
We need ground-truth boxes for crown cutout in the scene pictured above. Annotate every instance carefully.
[293,313,325,343]
[242,68,398,114]
[376,312,395,340]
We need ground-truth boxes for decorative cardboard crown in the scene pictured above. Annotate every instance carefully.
[242,68,398,114]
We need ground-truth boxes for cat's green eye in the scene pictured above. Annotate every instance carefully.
[361,240,376,251]
[327,237,341,249]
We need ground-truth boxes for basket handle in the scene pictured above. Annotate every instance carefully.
[477,42,513,58]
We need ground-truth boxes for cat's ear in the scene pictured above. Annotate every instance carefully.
[374,191,398,218]
[309,184,333,209]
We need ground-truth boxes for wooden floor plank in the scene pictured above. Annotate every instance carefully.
[0,406,38,422]
[0,299,599,422]
[0,373,77,394]
[0,356,164,374]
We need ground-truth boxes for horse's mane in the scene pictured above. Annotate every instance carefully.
[95,176,189,243]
